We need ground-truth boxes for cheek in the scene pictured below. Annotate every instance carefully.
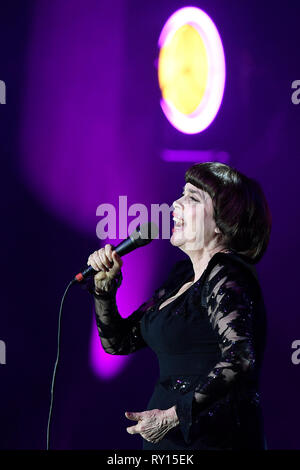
[204,211,217,235]
[185,205,206,233]
[193,205,205,225]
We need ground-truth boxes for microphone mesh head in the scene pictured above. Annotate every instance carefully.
[132,222,159,247]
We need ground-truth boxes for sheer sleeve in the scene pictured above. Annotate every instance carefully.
[175,261,259,444]
[90,262,186,355]
[93,289,148,355]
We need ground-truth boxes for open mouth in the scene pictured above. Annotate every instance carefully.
[172,212,184,230]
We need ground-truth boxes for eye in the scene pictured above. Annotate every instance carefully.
[190,196,199,202]
[182,192,198,202]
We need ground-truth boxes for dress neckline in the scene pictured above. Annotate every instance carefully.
[158,276,194,311]
[157,249,234,312]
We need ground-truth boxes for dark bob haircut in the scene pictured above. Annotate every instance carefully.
[185,162,272,264]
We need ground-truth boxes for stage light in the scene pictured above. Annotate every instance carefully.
[158,6,226,134]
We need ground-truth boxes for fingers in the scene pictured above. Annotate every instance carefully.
[94,271,106,282]
[125,411,142,421]
[98,250,111,271]
[125,411,142,435]
[126,425,140,435]
[104,244,113,263]
[125,409,167,443]
[111,250,123,272]
[125,412,144,434]
[87,251,103,271]
[87,244,115,272]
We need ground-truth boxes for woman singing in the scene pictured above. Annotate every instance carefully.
[86,162,272,450]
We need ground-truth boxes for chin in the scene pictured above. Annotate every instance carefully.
[170,231,186,247]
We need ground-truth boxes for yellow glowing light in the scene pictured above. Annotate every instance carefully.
[158,24,208,115]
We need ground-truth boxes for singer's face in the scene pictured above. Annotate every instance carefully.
[171,183,219,253]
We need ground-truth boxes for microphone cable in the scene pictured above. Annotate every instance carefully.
[46,279,74,450]
[45,223,158,449]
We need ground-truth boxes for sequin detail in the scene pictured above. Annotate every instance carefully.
[173,379,191,391]
[160,376,192,393]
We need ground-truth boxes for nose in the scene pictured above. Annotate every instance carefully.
[173,192,185,205]
[172,199,184,215]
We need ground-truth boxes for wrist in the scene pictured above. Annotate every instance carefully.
[164,405,179,427]
[94,270,123,298]
[94,283,116,298]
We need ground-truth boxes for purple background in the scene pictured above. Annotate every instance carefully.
[0,0,299,449]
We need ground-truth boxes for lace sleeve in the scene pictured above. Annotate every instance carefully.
[91,268,176,356]
[175,262,259,444]
[93,292,148,356]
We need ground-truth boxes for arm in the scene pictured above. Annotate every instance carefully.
[175,262,259,444]
[83,245,153,355]
[89,270,170,355]
[86,270,145,355]
[93,288,148,355]
[90,259,190,355]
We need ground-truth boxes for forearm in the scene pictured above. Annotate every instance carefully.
[92,278,146,355]
[89,269,123,325]
[86,273,125,353]
[94,289,122,326]
[93,293,126,353]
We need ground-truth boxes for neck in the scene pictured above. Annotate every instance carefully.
[187,245,230,283]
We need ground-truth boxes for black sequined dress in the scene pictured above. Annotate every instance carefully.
[92,250,267,450]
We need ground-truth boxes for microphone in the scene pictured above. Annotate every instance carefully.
[72,221,159,285]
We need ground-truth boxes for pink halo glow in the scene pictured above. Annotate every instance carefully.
[158,6,226,134]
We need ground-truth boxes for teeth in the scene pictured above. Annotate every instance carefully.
[173,216,184,226]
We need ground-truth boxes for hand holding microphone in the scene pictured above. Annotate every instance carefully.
[87,244,123,295]
[72,222,159,288]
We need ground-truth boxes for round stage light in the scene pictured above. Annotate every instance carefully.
[158,6,226,134]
